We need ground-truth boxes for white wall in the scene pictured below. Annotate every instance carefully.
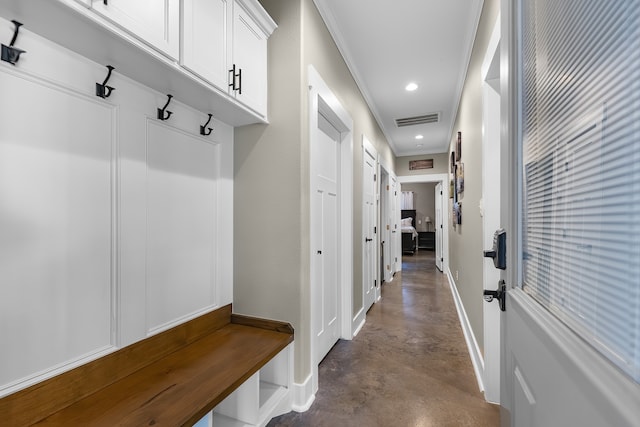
[447,0,500,355]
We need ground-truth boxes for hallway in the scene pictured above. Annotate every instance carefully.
[268,251,499,426]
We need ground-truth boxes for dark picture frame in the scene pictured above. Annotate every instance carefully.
[456,162,464,194]
[455,131,462,162]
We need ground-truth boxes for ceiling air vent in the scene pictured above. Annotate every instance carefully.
[395,113,440,127]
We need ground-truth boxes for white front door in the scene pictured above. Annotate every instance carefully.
[434,182,443,272]
[313,112,340,362]
[500,1,640,426]
[481,17,501,404]
[363,140,377,312]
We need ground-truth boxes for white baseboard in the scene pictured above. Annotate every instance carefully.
[352,316,365,338]
[446,268,485,393]
[291,374,315,412]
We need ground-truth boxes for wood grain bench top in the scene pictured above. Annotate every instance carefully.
[0,305,293,427]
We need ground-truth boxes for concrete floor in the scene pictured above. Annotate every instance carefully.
[268,250,500,427]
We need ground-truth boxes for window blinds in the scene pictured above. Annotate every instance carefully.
[401,191,414,210]
[520,0,640,382]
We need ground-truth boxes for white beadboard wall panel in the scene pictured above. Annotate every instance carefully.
[0,68,115,388]
[146,121,219,334]
[0,15,234,395]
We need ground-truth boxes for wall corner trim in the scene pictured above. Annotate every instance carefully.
[291,374,315,412]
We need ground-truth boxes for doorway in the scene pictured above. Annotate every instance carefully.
[308,65,354,397]
[397,174,449,274]
[312,111,341,364]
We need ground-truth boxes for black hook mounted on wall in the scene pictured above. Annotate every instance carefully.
[1,20,26,65]
[157,94,173,121]
[200,114,214,136]
[96,65,116,99]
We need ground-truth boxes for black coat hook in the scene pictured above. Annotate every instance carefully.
[1,20,26,65]
[157,94,173,121]
[200,114,214,136]
[96,65,116,99]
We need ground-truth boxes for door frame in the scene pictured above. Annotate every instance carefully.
[481,15,502,405]
[397,173,449,273]
[308,66,354,396]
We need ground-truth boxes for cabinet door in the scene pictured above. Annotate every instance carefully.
[232,2,268,115]
[91,0,179,60]
[182,0,230,91]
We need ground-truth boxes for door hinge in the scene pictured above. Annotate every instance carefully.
[441,257,443,262]
[374,174,377,182]
[386,185,390,191]
[374,279,377,288]
[395,191,397,196]
[374,226,377,234]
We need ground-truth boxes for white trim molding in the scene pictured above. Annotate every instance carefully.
[446,268,485,394]
[291,374,315,413]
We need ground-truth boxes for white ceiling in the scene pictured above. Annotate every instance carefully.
[312,0,484,157]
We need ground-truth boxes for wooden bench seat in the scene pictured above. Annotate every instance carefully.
[0,305,293,426]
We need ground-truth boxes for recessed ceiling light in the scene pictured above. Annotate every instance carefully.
[405,82,418,91]
[415,134,424,140]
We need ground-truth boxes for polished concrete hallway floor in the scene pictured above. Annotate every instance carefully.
[268,250,499,427]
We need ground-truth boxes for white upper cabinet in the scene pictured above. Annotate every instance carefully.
[231,2,269,115]
[182,0,230,92]
[0,0,275,124]
[91,0,180,60]
[182,0,276,117]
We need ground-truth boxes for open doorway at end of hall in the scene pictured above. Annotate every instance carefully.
[398,174,448,273]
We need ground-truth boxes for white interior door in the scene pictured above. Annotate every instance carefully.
[380,171,391,283]
[313,112,340,362]
[500,1,640,425]
[435,182,443,271]
[363,140,377,312]
[481,18,501,404]
[389,174,399,276]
